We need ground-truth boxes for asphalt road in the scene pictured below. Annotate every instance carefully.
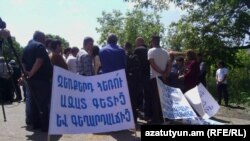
[0,101,249,141]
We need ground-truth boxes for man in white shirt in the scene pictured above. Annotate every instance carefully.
[66,47,79,73]
[216,60,229,106]
[148,35,172,123]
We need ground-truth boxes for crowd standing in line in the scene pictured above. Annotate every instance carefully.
[0,29,230,132]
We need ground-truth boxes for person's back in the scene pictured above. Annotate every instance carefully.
[134,45,150,79]
[180,50,200,92]
[22,31,52,132]
[99,34,126,73]
[148,47,170,79]
[125,42,141,82]
[22,40,52,80]
[66,47,79,73]
[147,36,171,124]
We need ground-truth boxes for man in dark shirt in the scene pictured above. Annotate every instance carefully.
[134,37,152,121]
[22,31,52,132]
[99,34,126,73]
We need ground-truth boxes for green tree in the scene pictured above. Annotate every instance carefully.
[96,10,124,46]
[125,0,250,48]
[46,34,70,50]
[96,9,165,47]
[1,37,23,62]
[124,0,170,11]
[166,0,250,67]
[125,0,250,105]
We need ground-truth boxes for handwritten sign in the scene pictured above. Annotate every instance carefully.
[156,78,197,119]
[184,83,220,119]
[49,66,135,135]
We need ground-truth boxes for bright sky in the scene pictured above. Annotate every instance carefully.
[0,0,185,48]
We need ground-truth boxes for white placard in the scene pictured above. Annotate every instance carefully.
[156,78,197,119]
[49,66,135,135]
[184,83,220,119]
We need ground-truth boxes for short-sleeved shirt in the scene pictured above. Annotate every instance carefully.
[148,47,170,79]
[22,40,53,80]
[66,55,77,73]
[216,68,228,84]
[76,49,93,76]
[99,44,126,73]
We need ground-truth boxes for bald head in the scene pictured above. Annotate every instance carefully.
[135,37,145,47]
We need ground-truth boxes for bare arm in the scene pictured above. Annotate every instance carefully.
[149,58,164,75]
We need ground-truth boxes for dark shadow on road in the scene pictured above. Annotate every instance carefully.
[210,117,231,123]
[23,126,62,141]
[227,105,245,110]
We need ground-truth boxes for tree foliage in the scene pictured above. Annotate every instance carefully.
[167,0,249,67]
[124,0,250,104]
[96,10,124,46]
[1,37,23,62]
[96,10,165,47]
[124,0,170,11]
[46,34,70,49]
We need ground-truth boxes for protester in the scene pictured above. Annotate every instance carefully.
[179,50,200,92]
[66,46,79,73]
[216,60,229,106]
[49,40,68,70]
[166,53,178,87]
[175,57,185,92]
[134,37,152,121]
[76,37,94,76]
[45,38,53,54]
[22,30,53,132]
[92,45,101,75]
[124,41,141,124]
[148,35,172,123]
[63,47,71,61]
[99,34,126,73]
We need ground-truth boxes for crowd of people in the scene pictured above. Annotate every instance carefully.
[0,29,229,132]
